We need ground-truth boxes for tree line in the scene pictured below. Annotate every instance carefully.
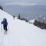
[0,6,3,10]
[34,20,46,29]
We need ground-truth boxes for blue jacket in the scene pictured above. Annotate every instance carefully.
[1,19,8,26]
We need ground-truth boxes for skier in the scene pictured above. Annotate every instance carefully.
[1,18,8,33]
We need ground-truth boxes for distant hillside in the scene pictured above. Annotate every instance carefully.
[3,5,46,20]
[36,16,46,23]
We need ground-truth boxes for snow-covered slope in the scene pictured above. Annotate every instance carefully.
[0,9,46,46]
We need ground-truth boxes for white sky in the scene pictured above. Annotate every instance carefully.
[0,0,46,5]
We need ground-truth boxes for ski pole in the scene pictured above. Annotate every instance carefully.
[1,24,2,31]
[8,25,10,32]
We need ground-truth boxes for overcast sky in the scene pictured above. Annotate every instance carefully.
[0,0,46,6]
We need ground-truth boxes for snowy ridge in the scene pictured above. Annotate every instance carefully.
[0,9,46,46]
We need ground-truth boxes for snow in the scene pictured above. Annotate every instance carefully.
[0,9,46,46]
[43,17,45,20]
[29,19,35,24]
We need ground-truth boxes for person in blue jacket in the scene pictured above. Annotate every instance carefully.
[1,18,8,31]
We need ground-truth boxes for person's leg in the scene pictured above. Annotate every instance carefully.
[3,25,6,34]
[3,25,5,30]
[5,25,7,31]
[5,25,7,34]
[4,25,7,34]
